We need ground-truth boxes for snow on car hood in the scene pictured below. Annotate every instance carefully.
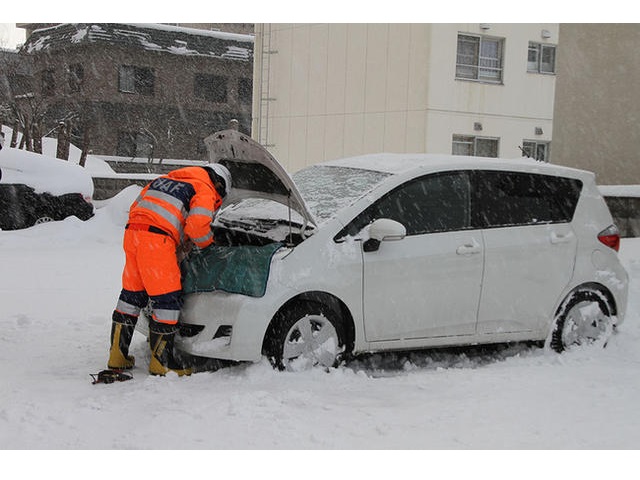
[0,146,94,198]
[204,129,317,229]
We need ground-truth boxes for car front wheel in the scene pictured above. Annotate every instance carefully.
[550,290,615,352]
[264,301,346,371]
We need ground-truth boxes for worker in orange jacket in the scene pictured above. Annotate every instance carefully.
[107,163,232,376]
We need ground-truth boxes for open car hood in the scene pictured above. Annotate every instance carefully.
[204,129,317,229]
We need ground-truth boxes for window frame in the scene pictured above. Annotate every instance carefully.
[527,42,557,74]
[522,140,551,162]
[41,69,56,97]
[118,65,136,94]
[456,33,505,84]
[67,63,84,93]
[238,77,252,105]
[118,65,155,96]
[116,131,135,157]
[194,73,228,103]
[452,134,500,158]
[116,131,154,158]
[8,73,32,97]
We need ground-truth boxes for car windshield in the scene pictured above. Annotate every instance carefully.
[292,165,391,222]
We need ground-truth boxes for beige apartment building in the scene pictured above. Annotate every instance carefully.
[252,23,559,173]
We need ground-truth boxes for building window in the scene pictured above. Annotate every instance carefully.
[8,74,32,97]
[528,43,556,74]
[67,64,84,93]
[238,77,252,105]
[41,69,55,96]
[194,74,228,103]
[452,134,499,158]
[522,140,550,162]
[116,131,154,158]
[118,65,155,96]
[456,34,504,83]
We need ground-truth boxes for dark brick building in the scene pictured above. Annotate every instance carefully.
[16,23,254,161]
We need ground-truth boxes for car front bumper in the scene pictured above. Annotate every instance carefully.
[175,291,277,362]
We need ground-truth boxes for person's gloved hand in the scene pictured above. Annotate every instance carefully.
[177,240,194,262]
[191,243,216,256]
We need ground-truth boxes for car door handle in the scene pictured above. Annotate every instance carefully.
[550,231,574,244]
[456,241,481,255]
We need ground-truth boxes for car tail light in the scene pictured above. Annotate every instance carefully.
[598,225,620,252]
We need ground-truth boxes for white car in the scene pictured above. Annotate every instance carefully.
[140,130,629,370]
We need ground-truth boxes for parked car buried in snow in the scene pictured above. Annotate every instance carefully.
[138,130,629,371]
[0,146,94,230]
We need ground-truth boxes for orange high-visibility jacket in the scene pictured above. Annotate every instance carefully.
[128,167,223,248]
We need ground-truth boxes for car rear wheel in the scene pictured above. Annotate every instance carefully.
[264,301,346,371]
[550,290,614,352]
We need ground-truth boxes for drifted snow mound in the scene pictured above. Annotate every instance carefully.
[60,185,143,244]
[98,185,142,227]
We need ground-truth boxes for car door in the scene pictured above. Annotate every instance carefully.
[357,171,484,342]
[473,170,580,334]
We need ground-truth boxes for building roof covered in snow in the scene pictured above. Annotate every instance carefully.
[21,23,254,61]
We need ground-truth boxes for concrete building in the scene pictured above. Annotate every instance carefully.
[551,23,640,186]
[9,23,254,161]
[252,23,559,172]
[0,46,29,102]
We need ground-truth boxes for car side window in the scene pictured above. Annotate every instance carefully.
[342,171,471,237]
[473,171,583,228]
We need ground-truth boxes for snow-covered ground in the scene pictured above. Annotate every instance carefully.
[1,185,638,473]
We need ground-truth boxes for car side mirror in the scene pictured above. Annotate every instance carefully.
[363,218,407,252]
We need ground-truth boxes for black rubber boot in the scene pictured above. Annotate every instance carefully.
[108,311,137,369]
[148,322,192,377]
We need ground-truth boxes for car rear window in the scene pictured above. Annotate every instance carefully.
[474,171,583,228]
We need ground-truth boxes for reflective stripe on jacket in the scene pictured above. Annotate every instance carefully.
[128,167,223,248]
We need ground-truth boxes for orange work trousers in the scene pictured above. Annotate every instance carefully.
[118,228,182,324]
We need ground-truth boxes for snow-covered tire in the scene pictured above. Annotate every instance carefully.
[549,290,614,353]
[264,301,346,371]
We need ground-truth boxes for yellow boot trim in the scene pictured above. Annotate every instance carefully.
[149,353,169,376]
[108,324,135,369]
[148,356,192,376]
[149,337,192,377]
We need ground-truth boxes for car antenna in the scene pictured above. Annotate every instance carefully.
[518,145,530,158]
[518,145,543,162]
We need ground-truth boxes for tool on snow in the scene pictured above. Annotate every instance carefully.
[90,369,133,384]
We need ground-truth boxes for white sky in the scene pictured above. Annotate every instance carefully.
[0,1,636,50]
[0,23,25,49]
[2,1,635,25]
